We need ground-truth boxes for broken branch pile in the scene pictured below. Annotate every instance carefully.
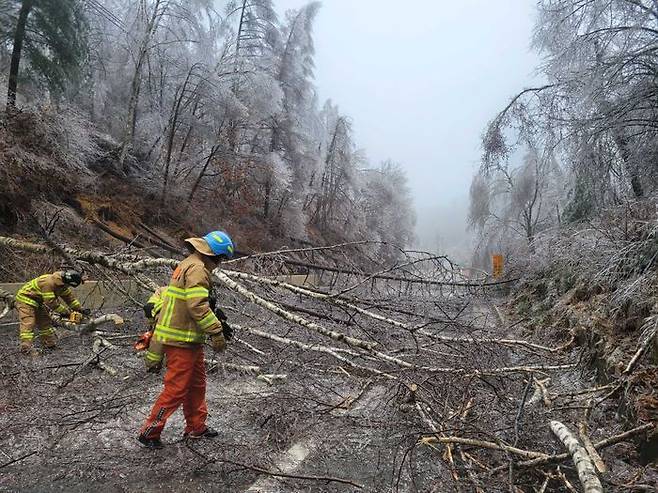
[0,234,654,490]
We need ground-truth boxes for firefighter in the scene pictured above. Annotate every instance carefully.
[137,230,234,448]
[14,270,90,355]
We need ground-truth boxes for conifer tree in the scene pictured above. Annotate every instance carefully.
[2,0,87,110]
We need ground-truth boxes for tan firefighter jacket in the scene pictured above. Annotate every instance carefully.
[15,272,82,315]
[151,252,222,350]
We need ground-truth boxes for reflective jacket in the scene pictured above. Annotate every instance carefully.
[153,252,222,348]
[15,272,82,315]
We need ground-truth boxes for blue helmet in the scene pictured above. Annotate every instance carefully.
[203,230,235,258]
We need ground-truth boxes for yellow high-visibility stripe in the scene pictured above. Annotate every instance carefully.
[185,287,209,298]
[154,324,205,344]
[161,289,176,329]
[152,298,164,316]
[148,291,165,316]
[164,290,186,301]
[145,350,163,362]
[33,278,44,292]
[15,294,38,307]
[164,286,208,299]
[19,332,34,340]
[34,276,48,293]
[147,292,161,304]
[153,283,212,343]
[39,328,55,336]
[55,305,68,314]
[155,290,178,341]
[16,276,50,305]
[198,310,219,330]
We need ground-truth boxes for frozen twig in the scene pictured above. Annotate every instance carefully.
[623,317,658,374]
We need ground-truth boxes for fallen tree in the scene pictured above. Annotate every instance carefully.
[0,234,655,491]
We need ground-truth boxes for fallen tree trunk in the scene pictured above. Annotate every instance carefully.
[0,287,14,319]
[489,423,654,474]
[75,314,125,334]
[419,434,548,460]
[0,236,568,358]
[549,420,603,493]
[233,270,557,351]
[0,236,163,291]
[280,258,514,287]
[239,324,397,380]
[213,270,378,351]
[92,219,150,250]
[137,222,183,255]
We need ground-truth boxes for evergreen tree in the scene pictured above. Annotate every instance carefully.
[1,0,87,110]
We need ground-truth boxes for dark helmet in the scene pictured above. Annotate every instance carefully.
[62,270,82,287]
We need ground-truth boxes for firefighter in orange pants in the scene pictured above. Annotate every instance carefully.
[14,270,89,355]
[138,231,235,448]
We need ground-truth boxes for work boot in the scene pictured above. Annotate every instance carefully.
[137,435,163,449]
[184,427,219,439]
[20,341,39,357]
[40,330,58,349]
[41,338,58,350]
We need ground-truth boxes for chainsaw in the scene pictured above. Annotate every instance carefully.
[134,330,153,351]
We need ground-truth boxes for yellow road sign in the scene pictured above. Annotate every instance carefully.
[492,254,504,279]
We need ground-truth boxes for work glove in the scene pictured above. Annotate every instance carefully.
[210,333,226,352]
[80,308,92,317]
[221,320,234,341]
[214,307,227,322]
[209,296,217,312]
[143,302,155,319]
[145,359,162,373]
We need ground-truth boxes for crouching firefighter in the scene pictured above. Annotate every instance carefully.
[14,270,90,355]
[137,230,235,449]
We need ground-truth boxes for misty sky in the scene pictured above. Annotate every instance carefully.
[276,0,541,251]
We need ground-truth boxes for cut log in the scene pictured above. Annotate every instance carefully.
[62,314,125,334]
[549,420,603,493]
[578,422,607,473]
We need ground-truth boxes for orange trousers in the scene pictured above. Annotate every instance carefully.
[140,345,208,439]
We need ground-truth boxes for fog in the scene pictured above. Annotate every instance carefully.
[276,0,541,261]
